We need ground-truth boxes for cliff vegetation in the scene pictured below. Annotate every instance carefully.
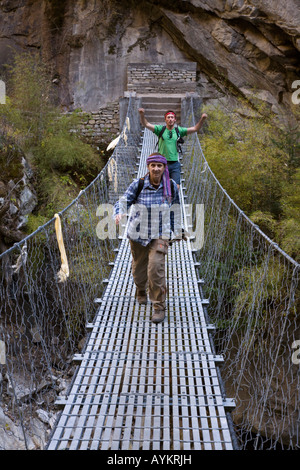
[0,52,104,252]
[201,101,300,261]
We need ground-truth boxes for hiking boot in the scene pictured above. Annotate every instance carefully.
[136,290,147,305]
[151,309,165,324]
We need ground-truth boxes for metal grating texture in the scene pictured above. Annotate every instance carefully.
[47,130,235,451]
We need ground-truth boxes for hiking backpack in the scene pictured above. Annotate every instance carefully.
[156,125,184,154]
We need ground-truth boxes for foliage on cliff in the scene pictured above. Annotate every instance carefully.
[201,103,300,261]
[0,52,104,228]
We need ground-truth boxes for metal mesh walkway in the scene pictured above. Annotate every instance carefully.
[47,130,235,450]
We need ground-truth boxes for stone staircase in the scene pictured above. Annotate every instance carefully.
[140,94,182,124]
[127,63,197,125]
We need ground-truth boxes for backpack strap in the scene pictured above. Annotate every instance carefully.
[175,126,184,154]
[133,177,145,203]
[170,179,175,198]
[155,125,166,148]
[159,125,166,140]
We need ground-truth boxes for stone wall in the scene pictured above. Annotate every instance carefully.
[127,63,197,94]
[77,100,120,147]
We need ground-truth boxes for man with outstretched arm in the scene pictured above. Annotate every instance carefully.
[114,153,184,324]
[138,108,207,187]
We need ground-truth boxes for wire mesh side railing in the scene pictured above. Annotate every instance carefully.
[0,92,299,450]
[181,97,299,450]
[0,96,142,449]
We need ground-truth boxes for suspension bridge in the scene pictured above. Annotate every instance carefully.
[0,96,299,451]
[46,127,236,451]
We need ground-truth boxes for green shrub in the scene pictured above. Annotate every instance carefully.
[201,103,300,260]
[0,51,104,220]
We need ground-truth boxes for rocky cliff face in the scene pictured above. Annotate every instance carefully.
[0,0,299,120]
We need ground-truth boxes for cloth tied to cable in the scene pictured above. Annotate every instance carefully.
[146,153,172,204]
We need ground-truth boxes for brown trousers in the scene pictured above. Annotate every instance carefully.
[129,239,169,311]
